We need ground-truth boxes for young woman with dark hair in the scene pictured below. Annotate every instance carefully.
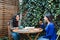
[38,13,57,40]
[11,15,20,40]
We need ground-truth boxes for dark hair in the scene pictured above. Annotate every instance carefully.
[45,12,54,22]
[12,12,20,20]
[12,14,20,21]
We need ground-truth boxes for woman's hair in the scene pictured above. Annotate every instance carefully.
[45,12,54,22]
[12,12,20,20]
[12,14,20,22]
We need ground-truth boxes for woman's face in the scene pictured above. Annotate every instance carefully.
[16,15,19,21]
[44,16,48,22]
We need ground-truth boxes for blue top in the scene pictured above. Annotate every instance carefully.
[43,22,57,40]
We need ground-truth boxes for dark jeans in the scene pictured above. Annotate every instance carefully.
[11,32,20,40]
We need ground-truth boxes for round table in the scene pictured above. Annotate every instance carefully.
[13,28,43,40]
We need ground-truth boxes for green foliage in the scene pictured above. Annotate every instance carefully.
[19,0,60,27]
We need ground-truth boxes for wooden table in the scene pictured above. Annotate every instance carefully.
[13,28,43,40]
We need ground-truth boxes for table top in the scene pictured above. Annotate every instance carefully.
[13,28,43,33]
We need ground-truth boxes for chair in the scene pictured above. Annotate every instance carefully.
[56,29,60,40]
[7,21,13,40]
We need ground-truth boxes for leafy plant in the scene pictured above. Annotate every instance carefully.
[19,0,60,27]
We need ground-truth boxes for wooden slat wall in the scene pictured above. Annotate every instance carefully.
[0,0,19,37]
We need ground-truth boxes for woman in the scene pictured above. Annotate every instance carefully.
[12,15,20,40]
[38,14,57,40]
